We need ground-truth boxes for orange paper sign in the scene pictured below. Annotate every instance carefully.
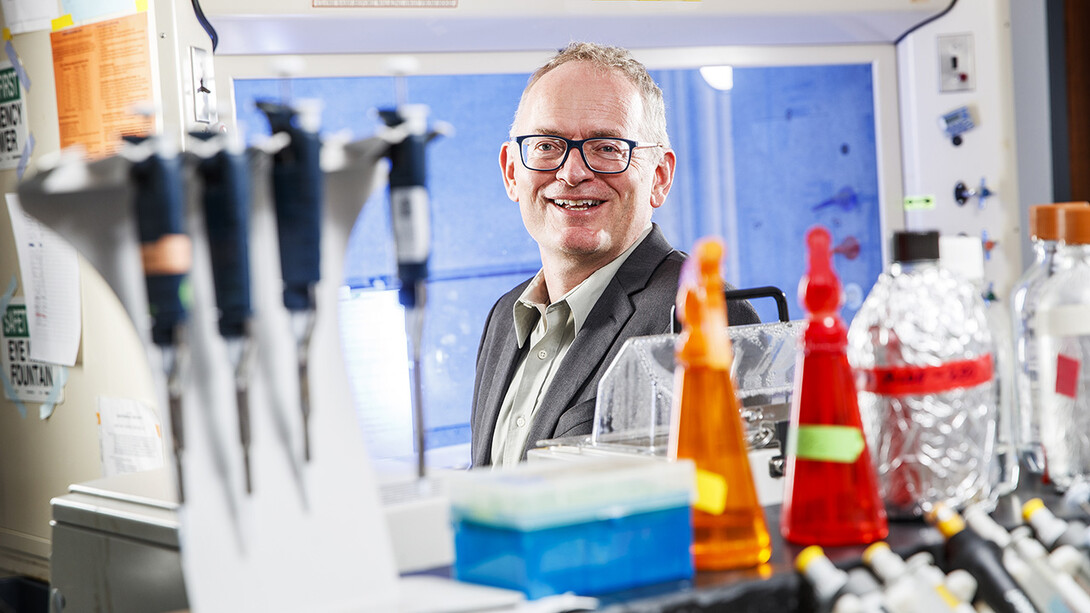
[50,12,154,158]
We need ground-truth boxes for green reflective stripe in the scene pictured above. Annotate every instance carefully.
[793,425,865,463]
[903,195,935,211]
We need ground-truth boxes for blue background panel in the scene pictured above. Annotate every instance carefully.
[235,74,539,288]
[233,63,883,461]
[731,64,882,322]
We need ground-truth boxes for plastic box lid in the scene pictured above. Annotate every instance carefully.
[447,457,695,531]
[591,322,802,453]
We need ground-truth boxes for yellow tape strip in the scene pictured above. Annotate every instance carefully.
[694,469,728,515]
[2,29,11,41]
[52,15,74,31]
[136,0,149,12]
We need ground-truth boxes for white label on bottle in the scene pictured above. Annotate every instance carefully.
[1036,305,1090,338]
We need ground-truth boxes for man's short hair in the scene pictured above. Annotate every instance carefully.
[513,42,670,149]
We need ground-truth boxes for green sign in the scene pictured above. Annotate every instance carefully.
[2,304,28,337]
[0,68,18,104]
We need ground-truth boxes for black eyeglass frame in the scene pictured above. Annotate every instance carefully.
[512,135,663,175]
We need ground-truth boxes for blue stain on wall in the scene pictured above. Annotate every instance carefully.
[730,64,882,323]
[813,186,861,213]
[233,63,885,457]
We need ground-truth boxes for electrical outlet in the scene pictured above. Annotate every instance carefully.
[938,33,975,93]
[190,47,217,124]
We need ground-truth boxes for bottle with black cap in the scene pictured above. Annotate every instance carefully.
[927,503,1037,613]
[848,230,998,518]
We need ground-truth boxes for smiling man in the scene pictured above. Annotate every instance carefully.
[470,43,760,467]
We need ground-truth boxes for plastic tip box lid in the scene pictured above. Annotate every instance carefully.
[447,457,695,531]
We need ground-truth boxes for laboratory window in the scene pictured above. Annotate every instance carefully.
[233,63,882,468]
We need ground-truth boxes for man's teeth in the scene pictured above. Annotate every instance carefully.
[553,199,602,210]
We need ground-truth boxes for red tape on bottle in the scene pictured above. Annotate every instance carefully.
[858,354,993,396]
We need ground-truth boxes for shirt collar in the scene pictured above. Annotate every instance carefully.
[511,225,652,347]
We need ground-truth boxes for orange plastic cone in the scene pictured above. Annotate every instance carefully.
[670,238,771,570]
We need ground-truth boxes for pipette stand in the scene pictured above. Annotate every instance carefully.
[19,133,399,612]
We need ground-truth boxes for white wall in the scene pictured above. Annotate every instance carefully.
[0,0,213,580]
[898,0,1023,299]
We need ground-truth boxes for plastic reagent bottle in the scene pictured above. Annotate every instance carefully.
[1023,498,1090,552]
[848,230,998,518]
[1032,205,1090,491]
[796,546,893,613]
[905,552,978,611]
[794,546,857,613]
[862,542,965,613]
[1009,526,1090,612]
[669,238,771,570]
[781,226,888,545]
[963,504,1079,613]
[928,503,1036,613]
[1022,498,1090,593]
[1011,203,1089,475]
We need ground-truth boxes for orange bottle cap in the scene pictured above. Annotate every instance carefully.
[1058,205,1090,244]
[1030,202,1090,241]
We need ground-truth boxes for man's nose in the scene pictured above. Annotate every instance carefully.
[555,146,594,185]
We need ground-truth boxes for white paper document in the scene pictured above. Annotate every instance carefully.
[97,395,164,477]
[7,193,82,366]
[0,0,59,34]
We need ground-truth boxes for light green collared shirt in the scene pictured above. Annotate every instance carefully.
[490,226,652,466]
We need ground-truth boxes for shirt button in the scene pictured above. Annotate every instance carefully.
[516,416,526,427]
[537,349,548,360]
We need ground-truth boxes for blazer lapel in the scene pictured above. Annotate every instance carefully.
[527,281,636,444]
[521,226,673,455]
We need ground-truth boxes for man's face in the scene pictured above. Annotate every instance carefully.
[500,61,675,269]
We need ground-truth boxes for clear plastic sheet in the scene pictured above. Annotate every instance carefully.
[588,321,803,455]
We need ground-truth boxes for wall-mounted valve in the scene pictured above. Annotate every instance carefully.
[981,229,997,261]
[954,177,994,209]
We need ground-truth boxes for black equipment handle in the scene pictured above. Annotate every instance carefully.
[724,286,790,323]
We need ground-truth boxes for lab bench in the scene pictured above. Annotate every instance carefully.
[594,475,1064,612]
[35,464,1081,612]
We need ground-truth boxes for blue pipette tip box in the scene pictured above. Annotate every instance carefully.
[448,457,695,599]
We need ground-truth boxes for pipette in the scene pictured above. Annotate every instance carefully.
[379,103,444,478]
[257,101,323,462]
[126,135,191,503]
[192,131,255,492]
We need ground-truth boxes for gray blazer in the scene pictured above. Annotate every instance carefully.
[469,225,759,466]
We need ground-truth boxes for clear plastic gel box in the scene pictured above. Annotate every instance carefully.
[591,321,803,454]
[447,457,696,599]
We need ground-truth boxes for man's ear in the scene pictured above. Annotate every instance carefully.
[499,141,519,202]
[651,149,676,209]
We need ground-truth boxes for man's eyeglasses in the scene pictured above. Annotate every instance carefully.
[513,135,663,174]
